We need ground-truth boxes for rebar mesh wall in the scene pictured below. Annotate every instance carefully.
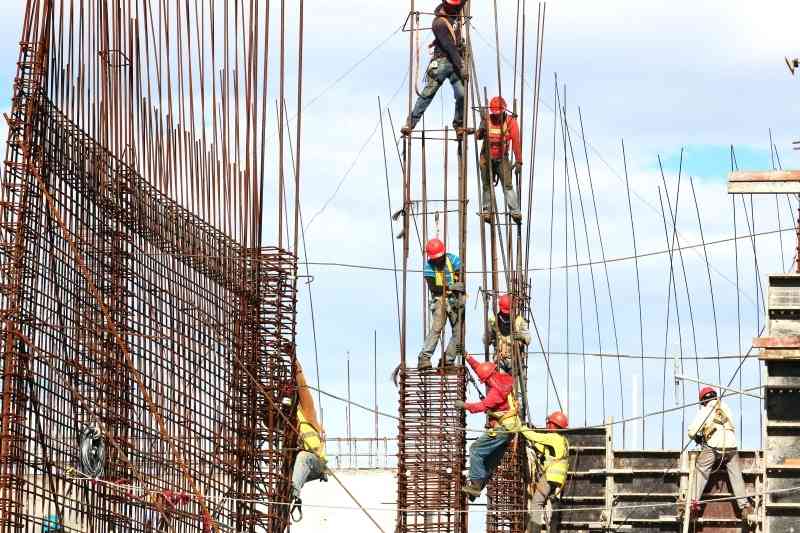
[0,67,297,533]
[486,437,527,533]
[397,368,468,533]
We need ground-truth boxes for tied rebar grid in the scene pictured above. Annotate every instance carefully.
[486,438,527,533]
[398,367,468,533]
[0,82,298,532]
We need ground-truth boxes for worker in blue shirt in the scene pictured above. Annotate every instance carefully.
[419,238,464,370]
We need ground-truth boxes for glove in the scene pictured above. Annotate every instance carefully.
[693,434,703,445]
[454,400,465,409]
[514,161,523,172]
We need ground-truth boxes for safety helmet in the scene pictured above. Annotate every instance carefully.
[425,238,446,260]
[444,0,464,5]
[547,411,569,429]
[489,96,507,115]
[474,361,497,382]
[498,294,512,315]
[699,386,717,402]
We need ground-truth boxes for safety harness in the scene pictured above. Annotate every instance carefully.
[432,255,457,288]
[702,399,735,449]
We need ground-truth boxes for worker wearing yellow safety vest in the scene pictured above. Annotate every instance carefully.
[290,360,327,522]
[457,356,519,499]
[419,238,464,370]
[484,293,530,373]
[520,412,570,533]
[685,387,753,521]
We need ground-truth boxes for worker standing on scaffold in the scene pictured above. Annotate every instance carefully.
[401,0,470,138]
[419,238,464,370]
[485,293,530,373]
[476,96,523,224]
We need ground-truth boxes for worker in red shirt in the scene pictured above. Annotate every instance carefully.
[455,356,519,498]
[476,96,523,224]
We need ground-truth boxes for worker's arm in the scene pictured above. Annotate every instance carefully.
[484,314,497,347]
[450,254,463,284]
[687,404,712,441]
[513,316,531,344]
[475,118,487,140]
[464,386,505,414]
[432,17,464,74]
[520,428,568,456]
[508,117,523,163]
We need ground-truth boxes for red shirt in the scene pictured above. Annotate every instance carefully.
[477,115,522,162]
[464,356,514,415]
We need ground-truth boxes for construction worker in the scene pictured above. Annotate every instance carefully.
[420,237,464,370]
[685,387,753,520]
[401,0,468,137]
[521,412,570,533]
[476,96,523,223]
[485,293,530,373]
[290,361,328,522]
[456,356,518,498]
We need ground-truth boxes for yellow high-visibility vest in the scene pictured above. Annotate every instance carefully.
[433,255,456,288]
[298,408,326,462]
[520,427,569,486]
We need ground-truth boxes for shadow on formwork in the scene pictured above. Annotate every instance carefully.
[0,4,299,533]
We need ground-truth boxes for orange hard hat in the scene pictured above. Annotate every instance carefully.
[489,96,507,115]
[425,238,446,260]
[699,386,717,402]
[547,411,569,429]
[474,361,497,382]
[498,294,512,314]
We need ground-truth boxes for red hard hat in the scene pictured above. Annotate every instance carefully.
[489,96,507,115]
[699,386,717,402]
[474,361,497,382]
[498,294,512,314]
[547,411,569,429]
[444,0,463,5]
[425,238,446,260]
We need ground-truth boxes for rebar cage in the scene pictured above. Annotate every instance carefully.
[0,4,299,533]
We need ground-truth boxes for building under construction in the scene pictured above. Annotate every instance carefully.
[1,1,800,533]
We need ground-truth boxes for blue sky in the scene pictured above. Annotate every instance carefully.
[2,1,800,463]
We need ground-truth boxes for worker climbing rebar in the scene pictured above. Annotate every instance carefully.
[401,0,471,138]
[419,237,464,370]
[290,361,329,523]
[476,96,523,223]
[456,356,518,498]
[521,412,570,533]
[683,386,754,522]
[484,293,530,373]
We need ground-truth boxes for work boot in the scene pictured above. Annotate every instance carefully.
[417,355,432,370]
[511,211,522,224]
[401,123,413,136]
[480,211,492,224]
[455,127,475,139]
[461,480,482,499]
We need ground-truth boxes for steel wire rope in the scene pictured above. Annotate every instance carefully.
[470,23,764,307]
[657,186,685,449]
[66,471,800,517]
[578,107,625,443]
[561,88,572,416]
[281,98,325,426]
[563,95,610,432]
[544,75,558,416]
[303,73,407,231]
[659,155,697,444]
[378,97,403,348]
[622,140,647,447]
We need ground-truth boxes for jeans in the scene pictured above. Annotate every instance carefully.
[480,155,520,216]
[420,293,464,365]
[291,451,325,499]
[468,430,511,484]
[693,447,748,510]
[408,57,465,129]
